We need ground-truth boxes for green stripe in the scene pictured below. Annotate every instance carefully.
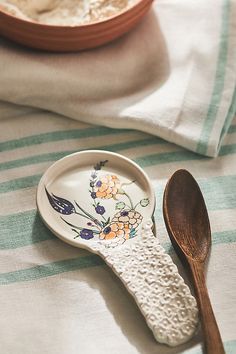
[133,143,236,164]
[1,195,236,250]
[0,255,105,285]
[198,175,236,210]
[0,229,235,284]
[1,139,236,175]
[219,143,236,155]
[156,174,231,222]
[217,86,236,153]
[0,174,41,193]
[2,144,236,194]
[0,126,131,152]
[1,150,202,194]
[0,151,69,171]
[134,150,206,168]
[153,175,236,224]
[0,210,54,249]
[164,229,236,254]
[228,124,236,134]
[196,0,231,155]
[212,229,236,245]
[0,137,165,171]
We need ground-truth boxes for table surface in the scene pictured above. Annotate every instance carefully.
[0,108,236,354]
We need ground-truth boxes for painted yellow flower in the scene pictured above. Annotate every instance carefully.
[112,210,143,229]
[99,222,131,240]
[94,175,120,199]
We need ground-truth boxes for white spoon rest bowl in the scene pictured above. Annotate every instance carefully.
[37,150,198,346]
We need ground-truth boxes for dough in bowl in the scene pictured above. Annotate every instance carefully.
[0,0,137,25]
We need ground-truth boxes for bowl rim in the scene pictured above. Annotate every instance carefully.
[0,0,151,29]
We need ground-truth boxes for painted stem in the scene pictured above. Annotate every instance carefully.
[75,201,103,227]
[61,217,100,234]
[133,201,140,210]
[122,191,134,209]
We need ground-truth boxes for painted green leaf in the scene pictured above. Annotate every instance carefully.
[140,198,149,207]
[115,202,125,210]
[129,228,136,238]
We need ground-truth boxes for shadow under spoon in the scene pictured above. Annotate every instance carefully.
[163,169,225,354]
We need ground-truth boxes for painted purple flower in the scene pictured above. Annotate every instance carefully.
[45,188,75,215]
[80,229,94,240]
[91,192,97,199]
[96,180,102,187]
[95,205,105,215]
[121,210,129,216]
[103,226,111,234]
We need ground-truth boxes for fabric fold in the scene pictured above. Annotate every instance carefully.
[0,0,235,156]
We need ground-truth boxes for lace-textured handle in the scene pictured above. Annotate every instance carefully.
[98,220,198,346]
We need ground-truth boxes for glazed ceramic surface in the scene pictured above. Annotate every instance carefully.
[37,150,198,346]
[0,0,153,51]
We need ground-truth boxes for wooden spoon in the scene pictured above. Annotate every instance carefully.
[163,169,225,354]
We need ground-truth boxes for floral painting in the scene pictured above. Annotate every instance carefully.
[45,160,149,246]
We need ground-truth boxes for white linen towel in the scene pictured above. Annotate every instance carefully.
[0,0,235,157]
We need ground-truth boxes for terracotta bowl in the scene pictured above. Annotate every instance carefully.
[0,0,153,52]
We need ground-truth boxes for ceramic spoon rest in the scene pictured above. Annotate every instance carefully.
[36,150,198,346]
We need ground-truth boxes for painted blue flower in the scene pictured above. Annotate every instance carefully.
[120,210,129,216]
[96,180,102,187]
[45,188,75,215]
[103,226,111,234]
[95,205,105,215]
[91,192,97,199]
[80,229,94,240]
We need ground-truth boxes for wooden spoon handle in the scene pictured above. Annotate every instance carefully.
[190,261,225,354]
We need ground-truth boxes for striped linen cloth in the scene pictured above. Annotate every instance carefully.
[0,0,236,157]
[0,104,236,354]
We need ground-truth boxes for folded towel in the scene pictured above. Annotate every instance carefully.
[0,0,235,156]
